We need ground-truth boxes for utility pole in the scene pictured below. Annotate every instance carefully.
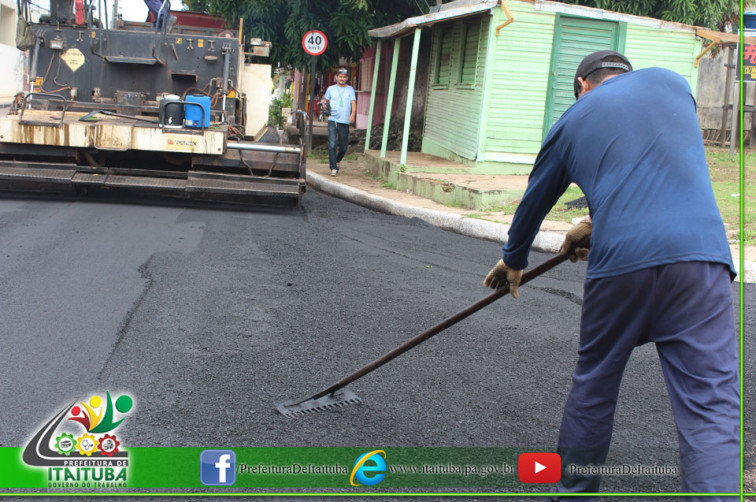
[111,0,118,28]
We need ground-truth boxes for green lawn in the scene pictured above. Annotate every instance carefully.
[543,146,753,245]
[706,147,754,244]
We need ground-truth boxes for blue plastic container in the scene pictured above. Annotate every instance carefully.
[184,95,211,128]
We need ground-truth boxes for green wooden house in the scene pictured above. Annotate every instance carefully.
[367,0,722,174]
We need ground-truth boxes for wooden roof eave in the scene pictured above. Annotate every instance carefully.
[696,28,756,45]
[694,29,756,67]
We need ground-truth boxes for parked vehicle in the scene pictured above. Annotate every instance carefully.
[0,0,306,206]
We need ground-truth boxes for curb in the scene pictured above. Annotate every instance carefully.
[307,172,754,284]
[307,171,565,254]
[734,259,756,284]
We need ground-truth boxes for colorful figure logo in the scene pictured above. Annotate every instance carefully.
[68,392,133,434]
[23,392,134,468]
[57,392,133,457]
[350,450,387,487]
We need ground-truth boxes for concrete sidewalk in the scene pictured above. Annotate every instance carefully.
[305,150,755,283]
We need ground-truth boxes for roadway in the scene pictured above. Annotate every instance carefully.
[0,191,751,495]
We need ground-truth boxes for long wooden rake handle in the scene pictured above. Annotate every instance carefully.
[305,250,575,403]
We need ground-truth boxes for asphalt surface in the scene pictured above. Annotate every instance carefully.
[0,191,751,497]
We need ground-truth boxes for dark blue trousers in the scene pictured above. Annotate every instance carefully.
[328,121,349,171]
[554,261,739,500]
[144,0,169,26]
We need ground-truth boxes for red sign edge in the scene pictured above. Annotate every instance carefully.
[302,29,328,56]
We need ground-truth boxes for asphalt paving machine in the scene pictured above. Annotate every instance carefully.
[0,0,306,206]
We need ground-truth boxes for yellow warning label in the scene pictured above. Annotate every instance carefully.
[198,39,204,48]
[176,37,183,45]
[61,48,86,72]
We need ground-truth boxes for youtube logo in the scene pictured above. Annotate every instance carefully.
[518,453,561,483]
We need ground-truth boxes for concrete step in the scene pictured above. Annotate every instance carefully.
[362,150,528,211]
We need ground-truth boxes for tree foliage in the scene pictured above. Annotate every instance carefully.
[558,0,738,30]
[181,0,422,70]
[180,0,740,71]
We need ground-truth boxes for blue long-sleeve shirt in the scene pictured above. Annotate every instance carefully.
[503,67,734,279]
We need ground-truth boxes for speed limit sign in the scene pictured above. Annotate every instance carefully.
[302,30,328,56]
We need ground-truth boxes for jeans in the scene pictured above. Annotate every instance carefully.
[328,120,349,171]
[144,0,170,27]
[553,261,739,501]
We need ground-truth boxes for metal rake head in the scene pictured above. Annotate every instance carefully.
[275,388,362,418]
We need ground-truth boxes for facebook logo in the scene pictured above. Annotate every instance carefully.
[200,450,236,486]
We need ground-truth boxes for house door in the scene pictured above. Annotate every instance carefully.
[543,15,622,136]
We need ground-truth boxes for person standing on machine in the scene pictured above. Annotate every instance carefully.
[143,0,176,30]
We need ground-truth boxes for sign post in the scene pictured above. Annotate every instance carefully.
[302,30,328,153]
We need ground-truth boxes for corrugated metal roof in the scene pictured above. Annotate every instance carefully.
[367,0,498,39]
[532,0,696,32]
[533,0,756,44]
[369,0,750,45]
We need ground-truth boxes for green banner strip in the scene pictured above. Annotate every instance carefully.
[3,447,523,489]
[0,446,735,497]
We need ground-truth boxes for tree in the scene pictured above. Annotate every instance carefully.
[181,0,423,71]
[181,0,743,70]
[558,0,738,31]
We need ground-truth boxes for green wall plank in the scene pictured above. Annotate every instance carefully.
[624,24,701,95]
[423,14,490,160]
[481,2,555,158]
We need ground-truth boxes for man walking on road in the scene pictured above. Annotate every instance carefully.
[322,68,356,176]
[483,50,738,498]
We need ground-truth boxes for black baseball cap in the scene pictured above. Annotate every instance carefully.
[573,50,632,99]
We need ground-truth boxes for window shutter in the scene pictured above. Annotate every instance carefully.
[459,23,480,85]
[436,27,454,85]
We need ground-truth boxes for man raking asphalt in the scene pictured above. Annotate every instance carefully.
[484,50,739,499]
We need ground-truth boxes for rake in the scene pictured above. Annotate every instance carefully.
[275,247,580,418]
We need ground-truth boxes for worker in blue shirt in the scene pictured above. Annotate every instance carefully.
[484,51,738,498]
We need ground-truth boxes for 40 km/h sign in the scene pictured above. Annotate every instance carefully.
[302,30,327,56]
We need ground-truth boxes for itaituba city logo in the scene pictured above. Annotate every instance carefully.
[23,392,134,488]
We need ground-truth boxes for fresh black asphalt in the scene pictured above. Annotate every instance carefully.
[0,191,751,496]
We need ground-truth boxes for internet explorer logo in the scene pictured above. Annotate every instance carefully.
[350,450,387,487]
[200,450,236,486]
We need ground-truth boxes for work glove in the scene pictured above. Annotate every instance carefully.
[560,216,592,262]
[483,259,523,299]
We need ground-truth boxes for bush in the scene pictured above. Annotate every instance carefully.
[268,92,293,129]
